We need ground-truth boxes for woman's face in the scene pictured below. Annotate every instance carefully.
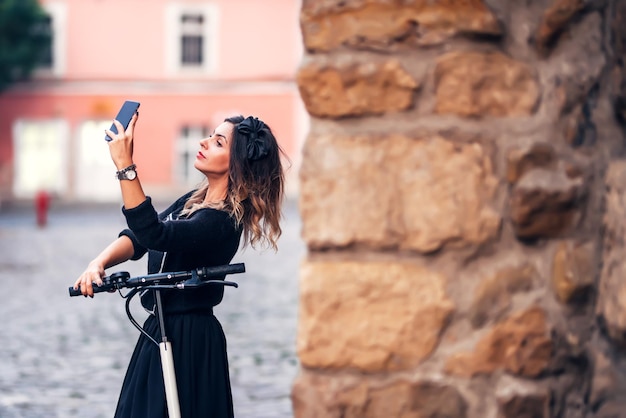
[195,122,233,177]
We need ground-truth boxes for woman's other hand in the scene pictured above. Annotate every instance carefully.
[73,261,105,298]
[105,112,138,170]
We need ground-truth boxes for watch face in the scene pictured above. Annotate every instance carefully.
[126,170,137,180]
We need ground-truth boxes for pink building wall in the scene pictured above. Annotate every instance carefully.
[0,0,305,202]
[59,0,302,81]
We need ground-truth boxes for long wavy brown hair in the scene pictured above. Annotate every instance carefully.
[181,115,285,250]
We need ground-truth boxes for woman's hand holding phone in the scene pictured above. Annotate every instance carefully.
[105,112,138,170]
[106,110,147,209]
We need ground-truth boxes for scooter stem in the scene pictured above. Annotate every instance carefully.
[160,341,181,418]
[155,290,181,418]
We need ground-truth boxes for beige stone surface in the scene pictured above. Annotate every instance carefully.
[300,133,500,252]
[589,350,618,410]
[509,167,586,239]
[297,259,454,372]
[299,133,397,250]
[434,51,540,118]
[292,371,468,418]
[548,12,605,116]
[395,136,501,252]
[535,0,586,55]
[506,143,557,184]
[496,377,550,418]
[469,264,537,328]
[300,0,501,51]
[551,240,595,304]
[612,2,626,123]
[445,307,552,378]
[293,0,625,416]
[597,161,626,345]
[296,60,419,118]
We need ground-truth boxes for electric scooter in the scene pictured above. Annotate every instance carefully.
[68,263,245,418]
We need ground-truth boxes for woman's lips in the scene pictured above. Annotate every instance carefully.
[197,151,205,159]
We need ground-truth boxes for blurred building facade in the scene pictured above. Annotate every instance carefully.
[0,0,306,204]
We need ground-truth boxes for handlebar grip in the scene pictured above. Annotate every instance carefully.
[197,263,245,278]
[68,283,112,297]
[68,287,81,297]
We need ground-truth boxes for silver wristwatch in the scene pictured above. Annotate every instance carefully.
[116,164,137,181]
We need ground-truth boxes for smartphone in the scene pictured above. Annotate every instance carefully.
[105,100,140,141]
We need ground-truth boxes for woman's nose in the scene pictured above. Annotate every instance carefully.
[199,137,209,148]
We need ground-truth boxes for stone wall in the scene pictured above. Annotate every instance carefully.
[292,0,626,417]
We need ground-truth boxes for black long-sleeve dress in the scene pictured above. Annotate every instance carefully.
[113,192,242,418]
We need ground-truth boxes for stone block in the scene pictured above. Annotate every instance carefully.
[589,350,618,410]
[434,51,540,118]
[300,133,500,253]
[595,403,626,418]
[297,259,454,372]
[445,306,553,378]
[597,160,626,346]
[612,2,626,124]
[469,263,537,328]
[509,168,586,239]
[300,0,501,51]
[292,371,468,418]
[299,133,396,250]
[395,137,500,252]
[535,0,586,56]
[496,376,550,418]
[551,240,596,304]
[548,12,605,119]
[296,59,419,118]
[506,143,557,184]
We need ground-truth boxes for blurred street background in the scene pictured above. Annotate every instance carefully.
[0,198,303,418]
[0,1,306,416]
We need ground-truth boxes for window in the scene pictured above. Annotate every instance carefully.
[175,125,209,186]
[35,3,66,77]
[181,14,204,66]
[165,3,218,75]
[13,120,68,198]
[35,15,53,69]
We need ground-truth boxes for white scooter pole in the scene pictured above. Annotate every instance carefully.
[160,341,181,418]
[155,290,181,418]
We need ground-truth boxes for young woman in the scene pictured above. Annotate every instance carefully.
[73,112,285,418]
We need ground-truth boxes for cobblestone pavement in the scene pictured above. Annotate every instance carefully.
[0,198,304,418]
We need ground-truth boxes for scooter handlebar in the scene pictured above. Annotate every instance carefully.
[68,263,245,297]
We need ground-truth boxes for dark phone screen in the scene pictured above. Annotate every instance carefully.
[105,101,141,141]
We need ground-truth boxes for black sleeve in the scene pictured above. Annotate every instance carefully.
[118,229,147,260]
[122,196,237,254]
[117,192,194,260]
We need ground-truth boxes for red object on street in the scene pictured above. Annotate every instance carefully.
[35,190,50,227]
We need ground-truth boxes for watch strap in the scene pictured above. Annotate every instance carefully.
[116,164,137,180]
